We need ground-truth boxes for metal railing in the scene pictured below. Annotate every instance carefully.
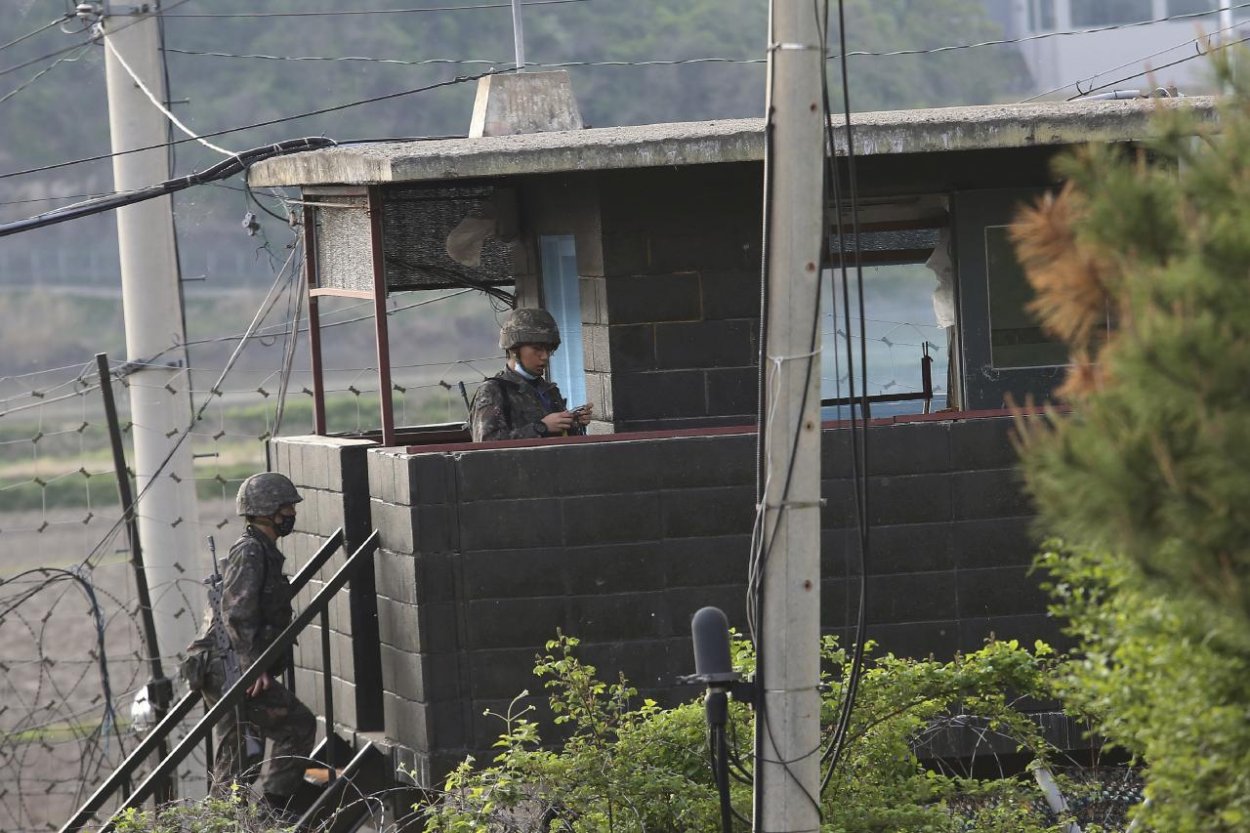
[60,527,381,833]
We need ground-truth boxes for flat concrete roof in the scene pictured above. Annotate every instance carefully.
[248,96,1217,188]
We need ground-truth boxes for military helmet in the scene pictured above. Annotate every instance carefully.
[236,472,303,517]
[499,307,561,351]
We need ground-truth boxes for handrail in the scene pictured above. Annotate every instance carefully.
[59,528,350,833]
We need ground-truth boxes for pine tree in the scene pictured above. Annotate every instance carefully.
[1011,57,1250,832]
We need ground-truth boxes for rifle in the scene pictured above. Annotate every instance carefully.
[206,536,263,758]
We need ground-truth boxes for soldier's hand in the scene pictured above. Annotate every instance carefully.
[541,412,574,434]
[247,671,273,698]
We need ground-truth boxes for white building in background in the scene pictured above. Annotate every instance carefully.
[985,0,1244,99]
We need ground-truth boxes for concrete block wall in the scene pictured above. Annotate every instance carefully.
[367,414,1052,787]
[591,164,764,432]
[272,435,383,734]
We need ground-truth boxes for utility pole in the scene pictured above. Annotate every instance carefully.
[755,0,825,828]
[98,0,202,692]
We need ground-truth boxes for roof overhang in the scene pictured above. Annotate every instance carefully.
[248,96,1218,188]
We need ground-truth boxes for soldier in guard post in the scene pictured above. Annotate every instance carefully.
[469,307,594,441]
[186,472,315,814]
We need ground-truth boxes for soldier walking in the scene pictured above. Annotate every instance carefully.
[469,307,594,441]
[187,472,315,812]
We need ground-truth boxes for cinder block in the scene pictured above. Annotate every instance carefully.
[654,320,755,370]
[461,548,567,600]
[862,522,956,575]
[458,498,563,551]
[951,517,1037,570]
[412,453,454,505]
[705,367,758,417]
[373,501,416,555]
[866,620,960,660]
[464,597,569,650]
[375,548,418,606]
[562,491,662,546]
[867,571,958,624]
[563,542,665,595]
[381,644,463,703]
[604,273,702,323]
[662,535,752,588]
[416,601,461,653]
[866,421,952,477]
[611,369,706,420]
[659,485,755,538]
[457,447,558,501]
[702,270,762,320]
[608,324,656,372]
[956,613,1068,654]
[567,592,671,642]
[950,468,1032,520]
[866,473,955,526]
[377,596,420,653]
[467,648,542,700]
[949,417,1023,471]
[956,566,1049,618]
[657,434,755,489]
[415,504,458,552]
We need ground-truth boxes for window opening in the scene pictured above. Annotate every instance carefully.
[820,262,949,421]
[540,235,586,408]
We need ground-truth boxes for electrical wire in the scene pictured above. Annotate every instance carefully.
[158,0,589,17]
[0,138,334,238]
[1022,18,1244,102]
[0,67,500,181]
[1070,31,1250,100]
[0,39,92,79]
[818,0,872,798]
[0,43,91,106]
[0,14,72,54]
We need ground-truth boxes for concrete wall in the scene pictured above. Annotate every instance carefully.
[272,435,384,736]
[366,414,1054,786]
[592,163,764,432]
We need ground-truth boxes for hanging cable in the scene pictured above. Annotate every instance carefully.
[0,43,90,106]
[819,0,872,797]
[158,0,589,17]
[0,14,73,54]
[0,138,334,238]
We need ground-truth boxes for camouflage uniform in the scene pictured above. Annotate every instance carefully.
[469,366,582,441]
[196,525,315,797]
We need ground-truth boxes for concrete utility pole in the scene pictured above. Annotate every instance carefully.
[755,0,825,827]
[100,1,202,673]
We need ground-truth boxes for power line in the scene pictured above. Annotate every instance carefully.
[0,44,91,106]
[0,39,92,79]
[0,15,71,54]
[157,0,589,17]
[1070,31,1250,99]
[1026,19,1243,101]
[160,1,1250,68]
[0,67,499,181]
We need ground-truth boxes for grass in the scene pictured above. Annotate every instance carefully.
[0,392,461,510]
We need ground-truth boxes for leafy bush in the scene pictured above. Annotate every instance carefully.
[110,789,292,833]
[424,633,1075,833]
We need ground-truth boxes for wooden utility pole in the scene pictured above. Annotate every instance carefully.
[755,0,825,828]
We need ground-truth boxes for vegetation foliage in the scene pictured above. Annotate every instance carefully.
[1012,56,1250,832]
[424,633,1082,833]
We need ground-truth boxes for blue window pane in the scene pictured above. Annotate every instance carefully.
[540,235,586,408]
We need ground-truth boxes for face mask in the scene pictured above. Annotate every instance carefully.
[273,514,296,537]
